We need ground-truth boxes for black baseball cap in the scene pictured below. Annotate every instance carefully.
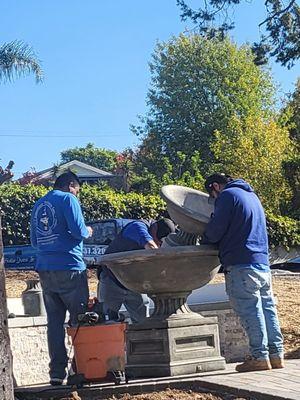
[204,173,233,195]
[155,218,176,240]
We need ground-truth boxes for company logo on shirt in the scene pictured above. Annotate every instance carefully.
[35,201,57,236]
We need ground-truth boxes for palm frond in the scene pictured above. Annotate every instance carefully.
[0,40,43,84]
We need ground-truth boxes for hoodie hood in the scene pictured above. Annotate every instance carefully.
[203,177,268,266]
[225,179,254,193]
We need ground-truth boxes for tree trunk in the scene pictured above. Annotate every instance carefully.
[0,216,14,399]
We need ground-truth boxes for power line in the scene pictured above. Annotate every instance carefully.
[0,128,134,137]
[0,134,126,138]
[0,129,131,134]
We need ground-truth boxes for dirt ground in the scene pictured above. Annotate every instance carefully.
[212,273,300,358]
[23,388,253,400]
[5,269,300,359]
[86,388,252,400]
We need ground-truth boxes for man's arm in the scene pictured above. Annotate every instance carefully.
[144,240,158,249]
[123,221,157,249]
[63,194,90,240]
[203,191,234,244]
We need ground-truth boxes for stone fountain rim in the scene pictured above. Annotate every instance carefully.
[160,184,212,221]
[101,244,218,265]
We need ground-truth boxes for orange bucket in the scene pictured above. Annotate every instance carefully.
[67,323,126,380]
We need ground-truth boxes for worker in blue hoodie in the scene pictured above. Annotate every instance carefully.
[30,172,92,386]
[100,218,176,323]
[203,173,284,373]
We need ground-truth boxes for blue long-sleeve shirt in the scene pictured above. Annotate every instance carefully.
[30,190,89,271]
[203,179,269,267]
[102,220,153,288]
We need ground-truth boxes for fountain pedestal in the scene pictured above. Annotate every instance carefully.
[102,184,227,379]
[126,316,224,377]
[102,245,226,378]
[126,291,225,377]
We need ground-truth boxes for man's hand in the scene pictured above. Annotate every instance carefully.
[144,240,159,250]
[86,226,93,237]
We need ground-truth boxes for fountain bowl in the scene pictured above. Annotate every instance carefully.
[101,245,220,294]
[160,185,214,235]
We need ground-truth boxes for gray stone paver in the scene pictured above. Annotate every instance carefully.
[15,359,300,400]
[196,360,300,399]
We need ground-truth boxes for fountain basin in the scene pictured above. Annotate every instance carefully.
[101,245,220,295]
[103,183,226,377]
[160,185,214,234]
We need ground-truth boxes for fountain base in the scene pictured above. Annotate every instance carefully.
[126,315,226,378]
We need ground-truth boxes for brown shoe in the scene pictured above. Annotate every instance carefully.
[236,358,272,372]
[270,357,285,369]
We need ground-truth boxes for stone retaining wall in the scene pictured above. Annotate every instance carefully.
[9,317,72,386]
[9,302,248,386]
[190,302,249,362]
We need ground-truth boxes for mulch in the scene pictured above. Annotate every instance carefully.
[35,388,253,400]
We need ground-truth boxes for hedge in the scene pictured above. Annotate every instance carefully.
[0,183,299,249]
[266,211,300,249]
[0,184,47,246]
[0,184,166,246]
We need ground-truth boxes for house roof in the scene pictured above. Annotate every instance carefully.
[32,160,115,182]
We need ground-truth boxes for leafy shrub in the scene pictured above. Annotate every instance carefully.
[79,186,126,221]
[117,191,166,219]
[80,185,166,221]
[0,183,299,249]
[0,184,166,245]
[0,184,47,245]
[266,211,300,249]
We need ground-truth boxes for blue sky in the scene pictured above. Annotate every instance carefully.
[1,1,299,178]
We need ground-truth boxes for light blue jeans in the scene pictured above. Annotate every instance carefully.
[39,270,89,380]
[99,274,150,323]
[224,265,284,360]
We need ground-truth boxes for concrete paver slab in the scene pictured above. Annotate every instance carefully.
[196,360,300,399]
[15,359,300,400]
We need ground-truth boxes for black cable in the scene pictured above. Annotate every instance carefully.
[66,322,83,377]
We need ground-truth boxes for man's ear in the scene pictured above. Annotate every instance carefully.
[150,223,157,237]
[212,182,219,192]
[150,223,160,243]
[69,181,78,190]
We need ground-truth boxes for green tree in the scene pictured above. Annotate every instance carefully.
[0,161,14,185]
[211,114,292,212]
[281,78,300,215]
[132,35,275,179]
[115,149,135,192]
[176,0,300,68]
[0,40,43,83]
[285,78,300,143]
[0,40,42,400]
[60,143,118,172]
[131,149,205,194]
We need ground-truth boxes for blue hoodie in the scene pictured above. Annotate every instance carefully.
[30,190,89,271]
[203,179,269,267]
[102,220,154,288]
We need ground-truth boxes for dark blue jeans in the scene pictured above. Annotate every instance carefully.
[38,270,89,380]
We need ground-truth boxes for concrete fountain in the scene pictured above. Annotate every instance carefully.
[102,185,226,377]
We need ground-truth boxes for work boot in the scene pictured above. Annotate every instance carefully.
[270,357,285,369]
[50,377,64,386]
[236,357,272,373]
